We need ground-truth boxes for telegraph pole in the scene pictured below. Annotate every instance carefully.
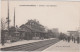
[78,18,80,37]
[8,0,10,36]
[8,0,9,30]
[6,0,10,36]
[14,8,15,27]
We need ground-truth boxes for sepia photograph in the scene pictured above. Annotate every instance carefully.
[0,0,80,52]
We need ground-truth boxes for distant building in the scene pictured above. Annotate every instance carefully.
[67,31,79,39]
[20,19,47,40]
[52,28,59,38]
[47,30,54,38]
[52,28,59,33]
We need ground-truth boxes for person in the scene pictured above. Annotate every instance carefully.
[65,37,68,42]
[73,37,75,43]
[72,36,74,41]
[67,36,70,43]
[77,37,79,44]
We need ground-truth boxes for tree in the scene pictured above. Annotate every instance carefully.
[1,18,6,30]
[1,18,6,45]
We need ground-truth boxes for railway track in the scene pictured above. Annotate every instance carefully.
[1,38,60,51]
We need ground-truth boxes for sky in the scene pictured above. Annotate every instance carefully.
[1,0,80,33]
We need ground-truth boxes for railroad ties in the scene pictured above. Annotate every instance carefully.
[1,39,60,51]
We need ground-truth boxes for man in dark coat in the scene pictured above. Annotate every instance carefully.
[77,37,80,44]
[67,36,70,43]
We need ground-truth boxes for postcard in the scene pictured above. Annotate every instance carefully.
[0,0,80,52]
